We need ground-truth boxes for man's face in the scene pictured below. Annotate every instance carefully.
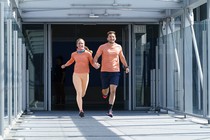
[107,33,116,44]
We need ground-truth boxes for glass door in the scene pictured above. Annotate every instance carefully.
[133,25,158,109]
[22,24,45,110]
[133,31,148,108]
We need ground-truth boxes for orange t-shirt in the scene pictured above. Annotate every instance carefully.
[65,50,93,73]
[96,43,123,72]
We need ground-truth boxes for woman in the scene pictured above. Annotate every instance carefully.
[61,38,100,117]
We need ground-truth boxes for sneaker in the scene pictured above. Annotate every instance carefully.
[106,110,113,118]
[102,93,108,99]
[79,112,85,118]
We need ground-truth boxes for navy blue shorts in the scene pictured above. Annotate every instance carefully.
[100,72,120,89]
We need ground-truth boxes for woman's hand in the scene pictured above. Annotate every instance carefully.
[61,65,66,69]
[93,62,100,69]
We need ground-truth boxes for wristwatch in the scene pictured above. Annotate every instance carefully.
[124,66,129,70]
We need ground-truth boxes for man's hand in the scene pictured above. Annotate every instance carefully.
[125,67,129,73]
[93,62,100,69]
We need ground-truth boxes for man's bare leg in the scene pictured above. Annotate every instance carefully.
[107,84,117,117]
[102,88,109,99]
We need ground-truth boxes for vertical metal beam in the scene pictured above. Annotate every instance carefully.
[22,44,26,111]
[13,30,18,117]
[132,25,136,110]
[122,24,133,110]
[155,45,159,109]
[7,19,12,125]
[207,0,210,123]
[207,0,210,119]
[162,44,166,108]
[183,8,193,113]
[169,17,181,79]
[169,17,182,110]
[0,2,4,138]
[166,17,175,109]
[151,69,156,109]
[26,69,30,112]
[18,38,22,114]
[46,24,50,110]
[202,31,207,117]
[159,21,166,108]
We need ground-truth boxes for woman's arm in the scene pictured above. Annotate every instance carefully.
[61,55,74,69]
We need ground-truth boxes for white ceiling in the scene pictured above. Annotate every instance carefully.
[18,0,184,23]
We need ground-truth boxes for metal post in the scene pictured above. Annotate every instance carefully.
[0,2,4,138]
[162,44,166,108]
[46,24,51,111]
[18,38,22,114]
[7,19,12,125]
[160,21,166,108]
[155,45,159,110]
[24,69,33,115]
[207,0,210,123]
[22,44,26,111]
[150,70,154,110]
[13,30,18,117]
[202,31,207,117]
[169,17,182,110]
[169,17,181,79]
[163,21,167,108]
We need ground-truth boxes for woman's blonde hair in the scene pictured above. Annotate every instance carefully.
[76,38,92,54]
[85,46,93,54]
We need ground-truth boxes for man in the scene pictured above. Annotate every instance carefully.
[94,31,129,117]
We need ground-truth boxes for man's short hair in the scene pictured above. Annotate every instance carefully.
[107,31,116,36]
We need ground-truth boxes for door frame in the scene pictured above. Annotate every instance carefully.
[46,23,132,111]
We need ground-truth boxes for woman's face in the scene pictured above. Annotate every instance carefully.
[77,39,85,50]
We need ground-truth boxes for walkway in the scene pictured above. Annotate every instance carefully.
[4,111,210,140]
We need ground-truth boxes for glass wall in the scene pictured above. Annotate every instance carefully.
[165,29,184,111]
[157,18,210,119]
[191,21,205,116]
[22,24,45,110]
[184,20,207,117]
[134,32,147,107]
[0,1,25,137]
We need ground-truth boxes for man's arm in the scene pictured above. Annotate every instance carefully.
[93,54,100,63]
[89,53,100,69]
[119,50,129,73]
[119,51,128,67]
[93,47,102,63]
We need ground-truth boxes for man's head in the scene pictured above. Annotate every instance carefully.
[107,31,116,44]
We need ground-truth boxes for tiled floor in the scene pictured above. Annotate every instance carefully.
[4,111,210,140]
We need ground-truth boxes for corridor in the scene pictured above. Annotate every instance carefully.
[5,111,210,140]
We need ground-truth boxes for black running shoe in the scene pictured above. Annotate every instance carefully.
[79,112,84,118]
[106,110,113,118]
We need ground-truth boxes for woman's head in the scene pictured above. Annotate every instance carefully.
[76,38,92,53]
[76,38,85,50]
